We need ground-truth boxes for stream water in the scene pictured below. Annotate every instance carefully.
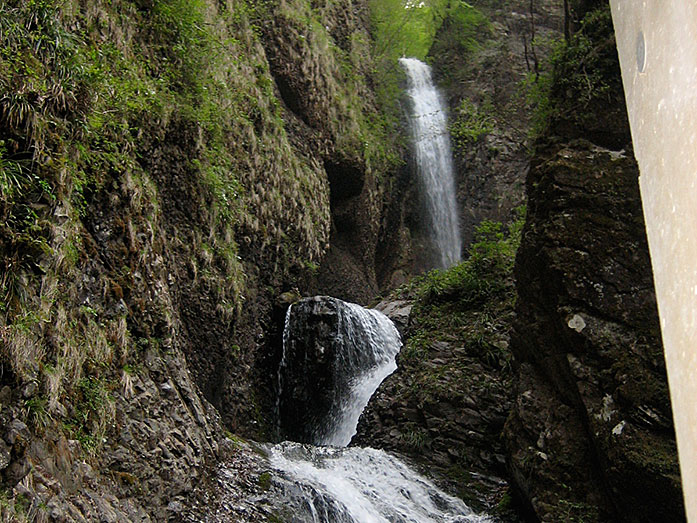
[268,298,491,522]
[400,57,462,269]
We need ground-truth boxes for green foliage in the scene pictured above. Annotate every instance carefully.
[449,98,493,153]
[63,376,113,454]
[426,1,491,91]
[369,0,486,63]
[520,65,556,139]
[257,471,272,490]
[368,0,444,130]
[521,5,617,139]
[438,1,490,55]
[24,395,50,430]
[418,207,524,306]
[369,0,445,63]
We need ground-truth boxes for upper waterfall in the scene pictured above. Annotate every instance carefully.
[400,57,462,269]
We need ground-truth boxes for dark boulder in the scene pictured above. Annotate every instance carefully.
[278,296,401,445]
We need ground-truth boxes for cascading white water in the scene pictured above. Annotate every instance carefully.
[268,297,491,521]
[276,297,402,446]
[319,302,401,446]
[400,57,462,269]
[275,304,294,440]
[267,442,493,523]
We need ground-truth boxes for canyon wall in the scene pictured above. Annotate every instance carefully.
[0,0,409,518]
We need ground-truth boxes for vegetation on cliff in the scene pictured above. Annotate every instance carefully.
[0,0,683,521]
[355,210,524,514]
[0,0,407,518]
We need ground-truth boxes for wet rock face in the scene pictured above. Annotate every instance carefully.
[278,296,402,445]
[353,290,518,515]
[278,297,343,443]
[504,141,683,521]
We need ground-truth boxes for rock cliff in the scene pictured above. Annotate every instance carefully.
[503,4,684,521]
[0,0,686,520]
[430,0,563,247]
[0,0,409,518]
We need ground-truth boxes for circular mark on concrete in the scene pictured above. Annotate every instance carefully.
[636,30,646,73]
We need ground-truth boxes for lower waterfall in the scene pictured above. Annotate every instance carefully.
[267,443,492,522]
[266,297,491,522]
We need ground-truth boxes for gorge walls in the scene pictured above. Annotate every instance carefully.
[0,0,411,518]
[503,3,684,521]
[356,2,684,521]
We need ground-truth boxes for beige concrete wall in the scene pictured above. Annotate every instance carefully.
[610,1,697,520]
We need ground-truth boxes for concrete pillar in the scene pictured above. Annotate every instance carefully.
[610,1,697,520]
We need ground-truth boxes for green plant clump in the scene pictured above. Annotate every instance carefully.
[449,98,494,154]
[522,5,618,139]
[417,207,524,306]
[398,208,524,370]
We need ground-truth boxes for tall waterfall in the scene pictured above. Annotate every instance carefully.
[401,57,462,269]
[267,297,492,522]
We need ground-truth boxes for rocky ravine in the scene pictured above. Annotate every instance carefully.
[503,4,683,521]
[0,0,411,519]
[357,2,684,522]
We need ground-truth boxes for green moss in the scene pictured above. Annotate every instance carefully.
[450,98,494,154]
[257,471,272,490]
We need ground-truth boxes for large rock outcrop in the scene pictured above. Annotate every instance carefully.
[278,296,401,445]
[503,4,684,521]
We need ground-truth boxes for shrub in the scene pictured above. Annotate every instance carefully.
[418,207,525,305]
[521,5,617,139]
[449,98,494,153]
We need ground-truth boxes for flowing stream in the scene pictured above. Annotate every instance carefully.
[267,298,491,522]
[400,57,462,269]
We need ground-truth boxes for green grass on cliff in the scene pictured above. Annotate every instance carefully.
[399,207,524,364]
[0,0,402,473]
[0,0,256,425]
